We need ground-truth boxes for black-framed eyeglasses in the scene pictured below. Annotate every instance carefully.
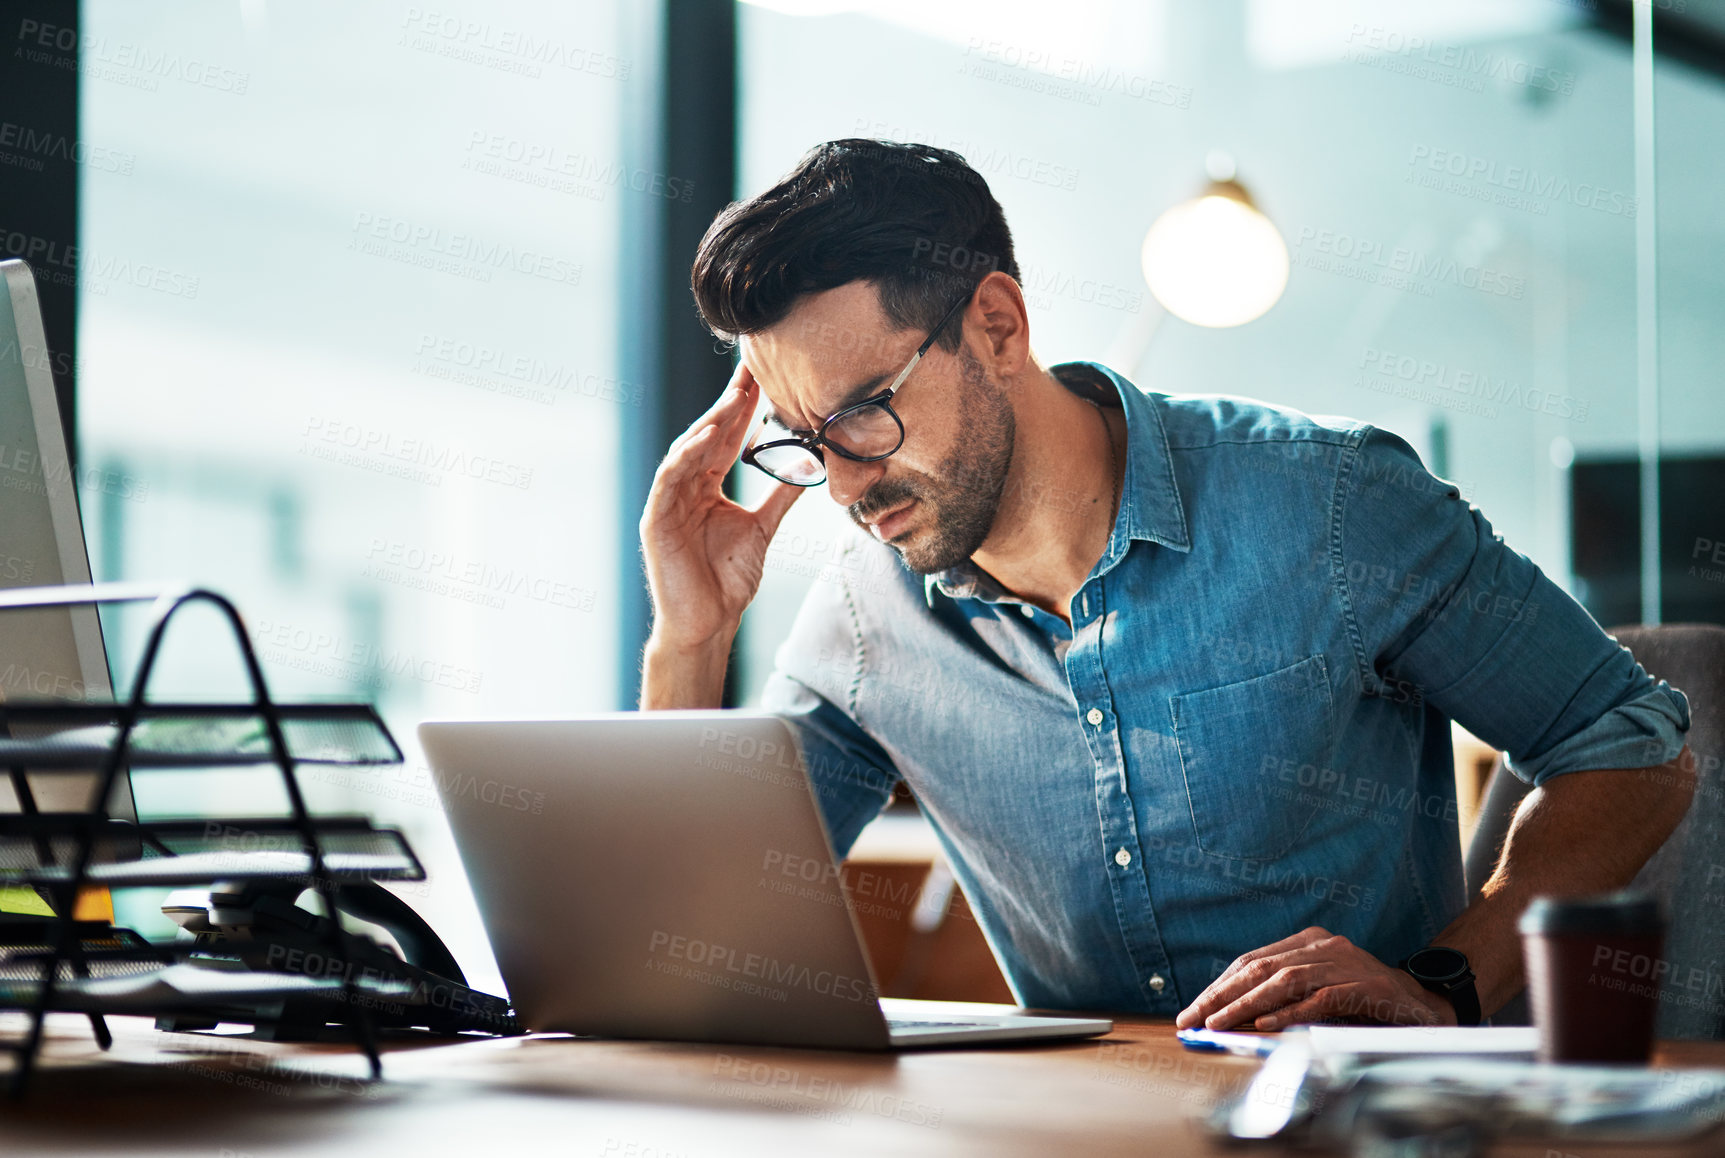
[740,289,972,487]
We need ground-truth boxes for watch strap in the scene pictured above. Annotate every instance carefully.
[1442,974,1481,1027]
[1401,950,1481,1027]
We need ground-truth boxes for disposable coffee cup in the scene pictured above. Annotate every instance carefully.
[1519,892,1664,1064]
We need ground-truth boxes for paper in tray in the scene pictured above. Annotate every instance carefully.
[1340,1057,1725,1143]
[0,961,417,1014]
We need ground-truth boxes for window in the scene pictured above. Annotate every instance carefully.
[79,0,631,993]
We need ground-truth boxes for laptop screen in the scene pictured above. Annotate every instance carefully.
[0,258,137,822]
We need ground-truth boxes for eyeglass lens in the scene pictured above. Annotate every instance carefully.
[750,441,825,485]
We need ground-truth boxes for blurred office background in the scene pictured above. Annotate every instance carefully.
[4,0,1715,992]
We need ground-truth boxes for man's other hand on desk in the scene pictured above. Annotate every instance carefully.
[1174,926,1456,1031]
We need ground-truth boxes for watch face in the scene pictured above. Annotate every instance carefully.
[1407,946,1469,983]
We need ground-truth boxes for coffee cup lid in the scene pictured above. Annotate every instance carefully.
[1518,891,1664,937]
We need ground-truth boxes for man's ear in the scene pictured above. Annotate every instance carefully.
[969,271,1030,377]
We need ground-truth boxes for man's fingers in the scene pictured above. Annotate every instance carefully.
[1255,982,1373,1030]
[1226,928,1334,973]
[1207,963,1333,1030]
[1206,927,1333,986]
[668,362,761,458]
[1179,957,1291,1030]
[751,480,805,535]
[1254,973,1442,1031]
[1254,978,1443,1031]
[697,378,770,478]
[1176,933,1339,1029]
[656,424,720,481]
[1178,968,1255,1030]
[647,427,728,522]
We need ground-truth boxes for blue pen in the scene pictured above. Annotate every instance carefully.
[1176,1028,1280,1057]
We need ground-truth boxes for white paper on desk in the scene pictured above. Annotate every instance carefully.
[1350,1059,1725,1141]
[80,963,339,1001]
[74,963,413,1009]
[1305,1025,1539,1059]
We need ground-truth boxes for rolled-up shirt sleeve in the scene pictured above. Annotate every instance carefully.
[760,572,901,858]
[1336,427,1690,787]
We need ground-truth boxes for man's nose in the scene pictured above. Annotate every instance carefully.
[825,454,885,509]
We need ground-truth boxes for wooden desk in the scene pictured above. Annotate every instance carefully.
[3,1012,1722,1156]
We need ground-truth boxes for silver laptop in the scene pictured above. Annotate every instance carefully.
[0,259,138,827]
[420,711,1112,1049]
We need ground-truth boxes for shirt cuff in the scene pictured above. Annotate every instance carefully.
[1506,680,1691,787]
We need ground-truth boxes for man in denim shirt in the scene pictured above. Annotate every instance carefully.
[638,140,1694,1028]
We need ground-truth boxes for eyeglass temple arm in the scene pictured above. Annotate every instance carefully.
[883,353,923,399]
[885,291,972,399]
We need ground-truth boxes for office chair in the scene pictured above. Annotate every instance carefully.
[1462,623,1725,1035]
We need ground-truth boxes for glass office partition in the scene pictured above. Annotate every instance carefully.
[1647,6,1725,626]
[77,1,631,993]
[734,0,1686,693]
[1563,3,1725,631]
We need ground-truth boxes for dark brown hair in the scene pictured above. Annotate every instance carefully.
[690,139,1019,354]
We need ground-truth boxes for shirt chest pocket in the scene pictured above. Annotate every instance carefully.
[1169,655,1333,861]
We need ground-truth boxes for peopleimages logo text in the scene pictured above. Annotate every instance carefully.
[1344,25,1576,95]
[349,211,582,287]
[1360,346,1589,421]
[1294,227,1524,299]
[647,931,877,1005]
[1408,146,1635,218]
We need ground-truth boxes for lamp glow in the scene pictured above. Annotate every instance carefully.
[1140,184,1290,329]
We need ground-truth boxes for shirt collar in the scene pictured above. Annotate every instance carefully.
[923,360,1191,605]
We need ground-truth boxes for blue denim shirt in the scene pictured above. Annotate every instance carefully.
[762,361,1691,1016]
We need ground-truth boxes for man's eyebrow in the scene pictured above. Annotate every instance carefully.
[773,371,893,432]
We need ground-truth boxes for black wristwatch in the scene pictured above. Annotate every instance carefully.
[1400,946,1480,1027]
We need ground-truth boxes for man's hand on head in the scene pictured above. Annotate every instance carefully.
[638,360,804,709]
[1173,926,1456,1031]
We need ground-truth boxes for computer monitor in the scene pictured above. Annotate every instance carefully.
[0,257,137,820]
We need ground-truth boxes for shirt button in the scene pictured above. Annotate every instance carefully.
[1148,974,1166,993]
[1086,708,1104,726]
[1020,604,1035,618]
[1114,848,1131,867]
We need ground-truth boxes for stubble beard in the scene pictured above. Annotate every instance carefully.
[848,350,1016,575]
